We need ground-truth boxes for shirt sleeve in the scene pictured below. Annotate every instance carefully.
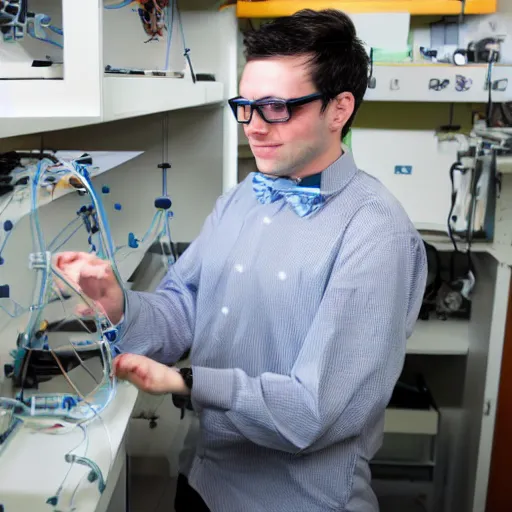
[190,215,428,454]
[112,189,234,364]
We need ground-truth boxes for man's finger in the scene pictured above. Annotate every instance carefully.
[115,358,152,391]
[114,354,146,378]
[53,252,80,268]
[115,370,148,391]
[74,304,94,317]
[54,251,102,271]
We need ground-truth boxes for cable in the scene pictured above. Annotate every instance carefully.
[447,159,475,280]
[175,0,196,82]
[447,161,466,253]
[164,1,174,71]
[50,351,87,402]
[486,58,493,126]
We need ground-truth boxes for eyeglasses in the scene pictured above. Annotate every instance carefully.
[228,92,324,124]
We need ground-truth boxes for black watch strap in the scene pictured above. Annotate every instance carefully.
[179,367,193,390]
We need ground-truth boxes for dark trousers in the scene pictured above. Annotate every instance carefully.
[174,473,210,512]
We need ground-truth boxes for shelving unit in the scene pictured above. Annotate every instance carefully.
[407,319,470,355]
[0,1,231,140]
[0,0,102,133]
[0,2,239,511]
[102,77,224,123]
[366,63,512,103]
[384,407,439,435]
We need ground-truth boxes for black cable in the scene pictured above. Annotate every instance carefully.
[486,59,493,126]
[447,161,465,252]
[447,160,475,279]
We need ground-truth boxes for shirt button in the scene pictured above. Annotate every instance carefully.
[263,217,272,225]
[278,271,287,281]
[234,264,244,273]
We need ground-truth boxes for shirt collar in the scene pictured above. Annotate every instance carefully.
[294,149,358,195]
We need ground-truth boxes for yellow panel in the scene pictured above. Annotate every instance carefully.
[236,0,498,17]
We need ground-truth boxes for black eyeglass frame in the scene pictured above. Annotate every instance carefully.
[228,92,324,124]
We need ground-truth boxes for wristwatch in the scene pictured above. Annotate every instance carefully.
[179,367,193,390]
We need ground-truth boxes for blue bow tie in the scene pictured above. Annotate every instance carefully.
[252,173,326,217]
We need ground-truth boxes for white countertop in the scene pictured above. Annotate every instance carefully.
[0,382,138,512]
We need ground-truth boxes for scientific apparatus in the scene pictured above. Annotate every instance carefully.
[0,151,123,511]
[109,113,177,273]
[103,0,196,80]
[0,0,63,48]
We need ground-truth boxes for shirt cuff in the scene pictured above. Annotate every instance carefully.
[191,366,235,411]
[114,289,140,341]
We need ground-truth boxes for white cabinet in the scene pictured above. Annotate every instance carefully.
[0,1,101,121]
[0,1,231,140]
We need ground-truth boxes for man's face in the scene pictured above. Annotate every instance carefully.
[239,55,334,178]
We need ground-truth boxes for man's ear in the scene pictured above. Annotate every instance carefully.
[329,92,354,133]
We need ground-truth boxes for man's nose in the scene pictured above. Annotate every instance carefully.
[244,109,269,136]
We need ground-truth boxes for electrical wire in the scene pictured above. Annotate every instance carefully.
[447,159,475,282]
[164,1,174,71]
[447,161,468,252]
[175,0,196,82]
[486,58,493,126]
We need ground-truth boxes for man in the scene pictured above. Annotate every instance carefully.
[56,9,427,512]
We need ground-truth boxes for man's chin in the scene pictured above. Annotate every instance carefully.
[255,159,274,175]
[255,158,289,177]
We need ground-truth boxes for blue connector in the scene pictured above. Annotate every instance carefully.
[128,232,139,249]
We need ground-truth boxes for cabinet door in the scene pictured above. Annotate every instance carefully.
[486,272,512,511]
[462,257,511,512]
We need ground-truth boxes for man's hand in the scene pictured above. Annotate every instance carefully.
[113,353,190,396]
[53,251,125,324]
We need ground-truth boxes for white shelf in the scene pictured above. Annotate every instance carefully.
[486,244,512,267]
[0,62,63,80]
[421,233,491,253]
[0,151,144,227]
[233,63,512,108]
[384,407,439,435]
[0,382,138,512]
[0,79,225,139]
[0,117,104,140]
[365,63,512,103]
[407,318,469,356]
[102,77,224,123]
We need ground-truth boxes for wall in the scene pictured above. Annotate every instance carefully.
[498,0,512,12]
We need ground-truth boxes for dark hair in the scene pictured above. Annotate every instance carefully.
[242,9,369,137]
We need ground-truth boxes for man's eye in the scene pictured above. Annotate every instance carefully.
[265,103,286,113]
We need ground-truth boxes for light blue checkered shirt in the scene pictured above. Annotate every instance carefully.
[118,150,427,511]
